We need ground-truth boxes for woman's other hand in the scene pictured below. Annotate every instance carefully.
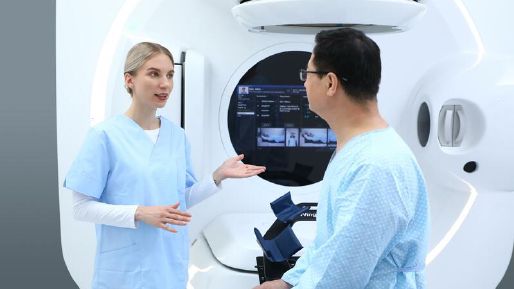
[213,154,266,183]
[135,202,191,233]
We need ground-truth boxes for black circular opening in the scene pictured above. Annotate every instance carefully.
[227,51,335,186]
[463,161,478,173]
[417,102,430,147]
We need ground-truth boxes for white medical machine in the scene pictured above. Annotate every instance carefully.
[57,1,514,288]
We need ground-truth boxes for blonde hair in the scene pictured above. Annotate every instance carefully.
[123,42,174,95]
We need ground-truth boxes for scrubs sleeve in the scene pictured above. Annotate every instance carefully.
[185,137,198,189]
[184,137,219,208]
[186,176,219,208]
[72,191,138,228]
[64,128,110,199]
[284,165,409,289]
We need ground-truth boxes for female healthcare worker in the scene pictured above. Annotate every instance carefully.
[64,42,266,289]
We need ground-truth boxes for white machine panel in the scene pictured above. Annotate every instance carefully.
[56,1,514,288]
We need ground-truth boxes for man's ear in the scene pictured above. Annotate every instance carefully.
[326,72,339,97]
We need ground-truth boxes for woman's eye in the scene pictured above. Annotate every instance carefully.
[149,71,159,77]
[167,73,174,79]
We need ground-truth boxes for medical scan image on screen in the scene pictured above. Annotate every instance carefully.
[228,51,335,186]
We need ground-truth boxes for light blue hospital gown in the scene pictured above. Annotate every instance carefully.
[64,115,197,289]
[282,127,430,289]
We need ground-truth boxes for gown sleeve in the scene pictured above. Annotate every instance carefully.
[64,128,110,199]
[282,164,409,289]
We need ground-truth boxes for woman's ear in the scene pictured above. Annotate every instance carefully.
[124,72,134,89]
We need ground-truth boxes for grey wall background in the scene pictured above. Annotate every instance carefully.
[0,0,77,288]
[0,0,512,288]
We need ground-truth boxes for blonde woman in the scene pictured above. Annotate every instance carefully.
[65,42,265,289]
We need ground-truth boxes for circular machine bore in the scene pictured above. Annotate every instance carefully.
[227,51,335,186]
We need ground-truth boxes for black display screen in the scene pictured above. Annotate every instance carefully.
[227,51,335,186]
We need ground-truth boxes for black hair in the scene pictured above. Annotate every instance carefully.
[313,28,381,102]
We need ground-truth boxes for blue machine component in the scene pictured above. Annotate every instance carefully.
[254,192,310,263]
[270,192,309,223]
[254,226,303,262]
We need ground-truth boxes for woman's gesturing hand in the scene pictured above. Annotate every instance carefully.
[212,154,266,183]
[135,202,191,233]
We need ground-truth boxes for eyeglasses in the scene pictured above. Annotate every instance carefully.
[299,69,328,81]
[299,68,348,83]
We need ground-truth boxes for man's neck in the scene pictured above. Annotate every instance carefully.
[324,100,388,153]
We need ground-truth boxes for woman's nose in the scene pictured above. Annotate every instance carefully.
[160,77,172,88]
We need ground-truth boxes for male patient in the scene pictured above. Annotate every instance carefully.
[253,28,430,289]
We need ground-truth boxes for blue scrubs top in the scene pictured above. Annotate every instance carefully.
[64,115,196,289]
[282,127,430,289]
